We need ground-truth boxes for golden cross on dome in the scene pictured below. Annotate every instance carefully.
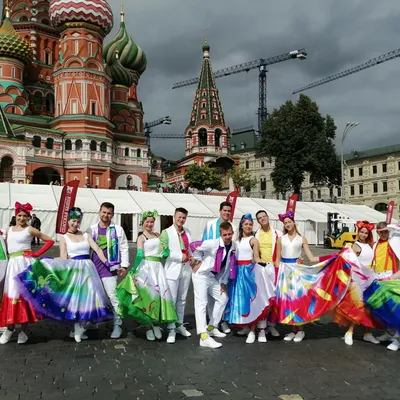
[204,29,208,43]
[120,0,125,22]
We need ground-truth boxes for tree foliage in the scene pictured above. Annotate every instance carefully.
[184,165,222,193]
[227,166,258,195]
[258,94,341,195]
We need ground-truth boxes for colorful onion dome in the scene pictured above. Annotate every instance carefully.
[103,12,147,75]
[109,50,134,87]
[202,39,210,52]
[49,0,113,35]
[0,7,33,64]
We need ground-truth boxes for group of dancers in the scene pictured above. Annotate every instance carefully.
[0,200,400,351]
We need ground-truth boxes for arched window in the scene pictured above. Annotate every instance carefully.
[124,147,129,157]
[46,138,54,149]
[34,91,42,105]
[199,128,207,146]
[241,141,246,149]
[75,139,83,151]
[0,156,13,182]
[214,129,222,147]
[136,149,141,158]
[90,140,97,151]
[65,139,72,150]
[46,93,54,114]
[245,160,249,169]
[19,16,28,22]
[100,142,107,152]
[32,136,41,148]
[375,203,388,212]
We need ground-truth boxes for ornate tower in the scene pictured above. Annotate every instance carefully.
[4,0,59,116]
[185,40,230,157]
[0,5,33,115]
[103,11,147,137]
[49,0,113,130]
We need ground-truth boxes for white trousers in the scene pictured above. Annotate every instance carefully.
[167,263,192,329]
[192,272,228,335]
[101,276,122,326]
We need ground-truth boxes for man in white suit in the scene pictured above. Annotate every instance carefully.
[159,208,193,344]
[191,222,237,348]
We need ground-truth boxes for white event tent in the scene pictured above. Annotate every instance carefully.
[0,183,394,244]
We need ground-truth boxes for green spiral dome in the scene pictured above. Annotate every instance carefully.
[109,52,134,87]
[103,12,146,75]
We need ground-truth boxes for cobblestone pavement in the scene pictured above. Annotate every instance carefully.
[1,245,399,400]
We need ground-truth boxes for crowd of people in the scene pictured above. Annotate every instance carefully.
[0,200,399,352]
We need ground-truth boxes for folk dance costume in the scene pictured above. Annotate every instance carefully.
[190,238,237,348]
[363,224,400,350]
[159,225,192,343]
[17,233,114,330]
[88,222,129,338]
[224,215,275,343]
[117,211,178,337]
[0,232,8,332]
[255,225,282,337]
[333,221,382,345]
[0,202,54,344]
[276,213,351,341]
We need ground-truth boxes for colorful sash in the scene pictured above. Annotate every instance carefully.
[91,224,119,264]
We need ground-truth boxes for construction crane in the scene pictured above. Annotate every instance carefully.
[293,47,400,94]
[172,49,307,132]
[144,116,172,151]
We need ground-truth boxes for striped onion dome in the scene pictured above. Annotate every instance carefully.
[49,0,113,35]
[103,12,146,75]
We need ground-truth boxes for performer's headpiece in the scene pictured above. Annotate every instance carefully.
[15,202,32,217]
[278,210,295,223]
[68,209,83,220]
[240,213,253,224]
[142,210,159,222]
[356,220,374,232]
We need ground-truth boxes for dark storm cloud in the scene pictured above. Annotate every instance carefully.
[108,0,400,159]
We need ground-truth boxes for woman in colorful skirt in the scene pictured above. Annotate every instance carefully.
[16,207,115,343]
[0,230,8,333]
[275,211,352,343]
[0,202,54,345]
[334,221,381,346]
[224,214,275,344]
[363,223,400,351]
[117,210,178,341]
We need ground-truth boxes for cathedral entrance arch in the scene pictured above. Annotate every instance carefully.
[0,156,13,182]
[374,203,388,213]
[32,167,61,185]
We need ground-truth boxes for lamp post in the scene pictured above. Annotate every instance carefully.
[341,122,359,202]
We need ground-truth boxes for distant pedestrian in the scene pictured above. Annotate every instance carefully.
[31,214,41,246]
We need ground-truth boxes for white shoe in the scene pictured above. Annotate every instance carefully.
[237,326,250,336]
[176,325,191,337]
[293,331,305,342]
[363,333,380,344]
[221,322,231,334]
[258,330,267,343]
[284,332,296,342]
[85,322,98,330]
[208,328,226,338]
[17,331,28,344]
[377,332,393,342]
[111,325,122,339]
[74,323,85,343]
[0,329,14,344]
[146,329,155,341]
[152,325,163,340]
[166,329,176,344]
[387,339,400,351]
[344,332,353,346]
[69,331,88,340]
[199,335,222,348]
[246,332,256,344]
[267,326,280,337]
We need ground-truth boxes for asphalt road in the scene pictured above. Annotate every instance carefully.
[0,245,398,400]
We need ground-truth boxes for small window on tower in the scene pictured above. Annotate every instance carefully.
[202,102,206,108]
[71,100,78,114]
[88,42,93,57]
[75,40,79,55]
[91,102,97,116]
[11,67,15,78]
[44,50,52,65]
[0,66,2,77]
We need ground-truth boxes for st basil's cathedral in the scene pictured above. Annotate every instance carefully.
[0,0,150,190]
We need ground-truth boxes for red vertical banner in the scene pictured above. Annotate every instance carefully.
[386,200,395,224]
[226,191,238,222]
[56,180,80,234]
[286,193,298,214]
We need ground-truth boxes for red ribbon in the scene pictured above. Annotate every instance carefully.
[15,202,33,216]
[356,220,374,232]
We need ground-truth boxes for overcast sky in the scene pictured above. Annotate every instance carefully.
[108,0,400,160]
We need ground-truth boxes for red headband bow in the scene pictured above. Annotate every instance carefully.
[356,221,374,232]
[15,202,33,216]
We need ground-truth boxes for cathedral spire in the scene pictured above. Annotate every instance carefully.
[189,39,226,128]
